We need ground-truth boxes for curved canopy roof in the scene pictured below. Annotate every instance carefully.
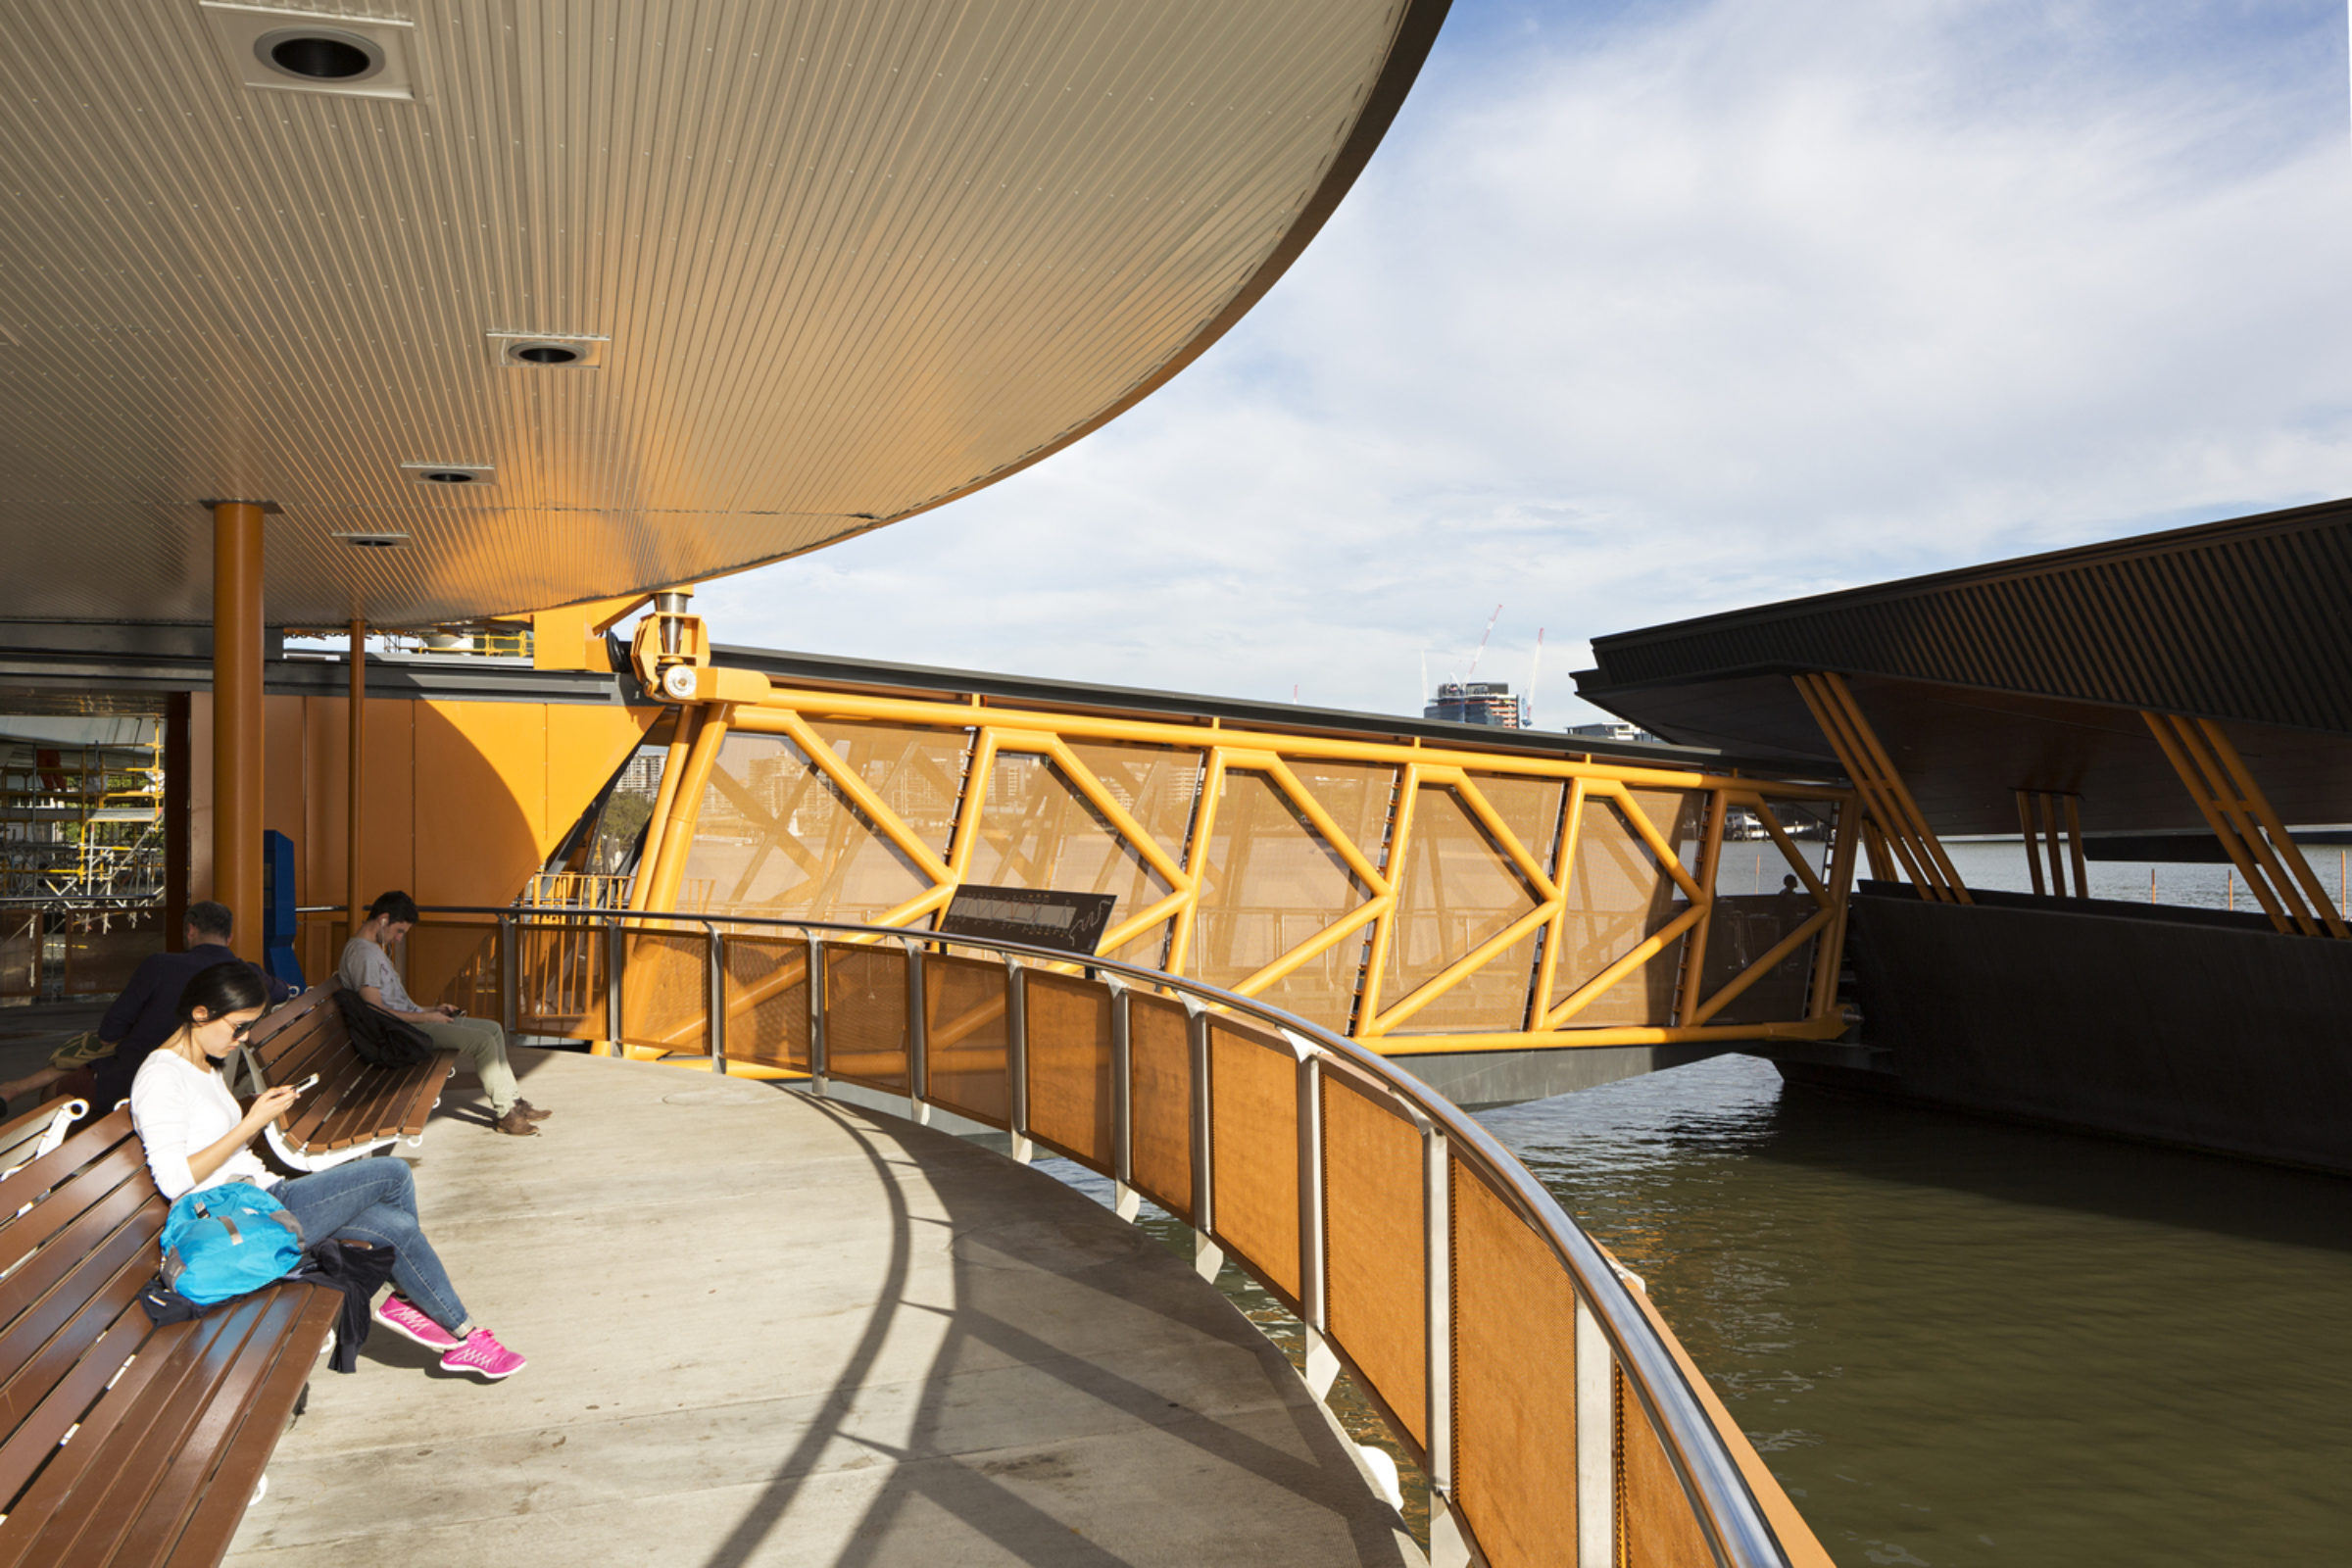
[0,0,1445,627]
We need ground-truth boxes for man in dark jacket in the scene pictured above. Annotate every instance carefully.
[0,901,293,1115]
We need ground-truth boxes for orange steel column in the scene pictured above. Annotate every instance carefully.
[212,502,266,961]
[347,617,366,934]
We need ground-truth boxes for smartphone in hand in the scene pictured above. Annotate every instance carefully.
[295,1073,321,1094]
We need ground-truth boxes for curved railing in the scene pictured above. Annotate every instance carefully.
[394,903,1831,1568]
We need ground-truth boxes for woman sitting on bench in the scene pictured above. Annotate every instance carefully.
[128,961,527,1382]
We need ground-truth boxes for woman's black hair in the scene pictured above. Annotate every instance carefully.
[367,890,420,924]
[176,960,271,1027]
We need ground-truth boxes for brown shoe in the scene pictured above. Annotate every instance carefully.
[490,1107,539,1137]
[513,1099,552,1121]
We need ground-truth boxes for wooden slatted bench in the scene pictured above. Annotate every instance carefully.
[0,1099,337,1568]
[237,989,457,1173]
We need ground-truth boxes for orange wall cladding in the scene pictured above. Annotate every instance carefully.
[188,693,657,992]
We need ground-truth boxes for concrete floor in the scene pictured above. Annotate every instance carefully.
[223,1048,1422,1568]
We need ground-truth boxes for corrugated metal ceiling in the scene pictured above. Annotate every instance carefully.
[0,0,1437,625]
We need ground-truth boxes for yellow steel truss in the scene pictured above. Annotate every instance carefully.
[1791,671,1970,904]
[616,670,1857,1055]
[2142,712,2348,938]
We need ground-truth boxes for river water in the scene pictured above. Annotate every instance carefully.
[1480,1054,2352,1566]
[1061,839,2352,1562]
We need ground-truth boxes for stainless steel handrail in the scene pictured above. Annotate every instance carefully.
[405,901,1794,1568]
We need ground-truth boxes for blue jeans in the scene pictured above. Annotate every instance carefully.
[271,1157,472,1337]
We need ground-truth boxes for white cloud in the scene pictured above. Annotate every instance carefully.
[701,0,2352,724]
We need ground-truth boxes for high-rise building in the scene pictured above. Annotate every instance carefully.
[1425,681,1522,727]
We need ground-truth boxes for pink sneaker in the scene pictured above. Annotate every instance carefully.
[373,1295,463,1351]
[441,1328,526,1381]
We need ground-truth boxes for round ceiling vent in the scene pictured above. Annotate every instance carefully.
[400,462,495,486]
[488,332,608,368]
[254,26,385,84]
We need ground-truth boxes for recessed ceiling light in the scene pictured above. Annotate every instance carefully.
[200,5,416,102]
[333,531,410,550]
[400,462,495,486]
[487,331,607,369]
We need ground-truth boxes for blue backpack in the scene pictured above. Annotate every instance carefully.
[160,1183,304,1306]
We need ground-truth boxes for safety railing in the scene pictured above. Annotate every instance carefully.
[400,902,1831,1568]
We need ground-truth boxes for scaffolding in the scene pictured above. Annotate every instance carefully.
[0,719,168,1002]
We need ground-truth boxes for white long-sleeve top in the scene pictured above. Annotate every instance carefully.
[129,1049,273,1200]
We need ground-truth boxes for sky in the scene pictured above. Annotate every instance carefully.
[698,0,2352,726]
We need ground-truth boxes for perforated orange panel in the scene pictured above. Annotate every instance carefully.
[1617,1364,1715,1568]
[1208,1020,1300,1304]
[965,753,1173,946]
[722,934,809,1069]
[823,941,907,1091]
[1449,1157,1578,1568]
[925,953,1009,1128]
[681,732,932,921]
[808,720,972,858]
[1382,786,1541,1033]
[1553,797,1688,1027]
[1127,993,1193,1221]
[1024,971,1112,1170]
[1286,760,1396,860]
[618,929,710,1053]
[1469,774,1567,868]
[1195,769,1367,1033]
[1063,742,1203,865]
[1322,1072,1426,1449]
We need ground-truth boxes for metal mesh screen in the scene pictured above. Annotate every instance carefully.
[1470,774,1567,868]
[1287,760,1396,862]
[1208,1020,1300,1304]
[1063,742,1202,865]
[1195,769,1367,1033]
[1065,742,1204,970]
[517,919,607,1039]
[1694,797,1838,1027]
[722,934,810,1070]
[1126,993,1193,1222]
[924,953,1009,1128]
[1450,1156,1579,1568]
[822,941,907,1091]
[1322,1071,1426,1450]
[1552,794,1691,1027]
[1383,786,1541,1034]
[965,754,1172,952]
[1617,1363,1715,1568]
[1024,970,1112,1170]
[619,929,710,1054]
[808,720,970,858]
[682,732,933,920]
[1694,895,1816,1025]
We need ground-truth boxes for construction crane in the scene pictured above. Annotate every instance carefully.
[1527,628,1544,729]
[1464,604,1503,680]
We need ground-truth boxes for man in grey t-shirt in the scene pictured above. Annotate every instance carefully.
[341,891,548,1137]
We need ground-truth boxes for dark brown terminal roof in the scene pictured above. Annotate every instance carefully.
[1575,497,2352,837]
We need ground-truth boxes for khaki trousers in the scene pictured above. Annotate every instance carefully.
[416,1013,518,1116]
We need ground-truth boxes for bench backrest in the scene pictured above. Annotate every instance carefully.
[243,988,341,1082]
[0,1107,169,1509]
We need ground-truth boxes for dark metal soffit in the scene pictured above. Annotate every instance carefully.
[1579,495,2352,737]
